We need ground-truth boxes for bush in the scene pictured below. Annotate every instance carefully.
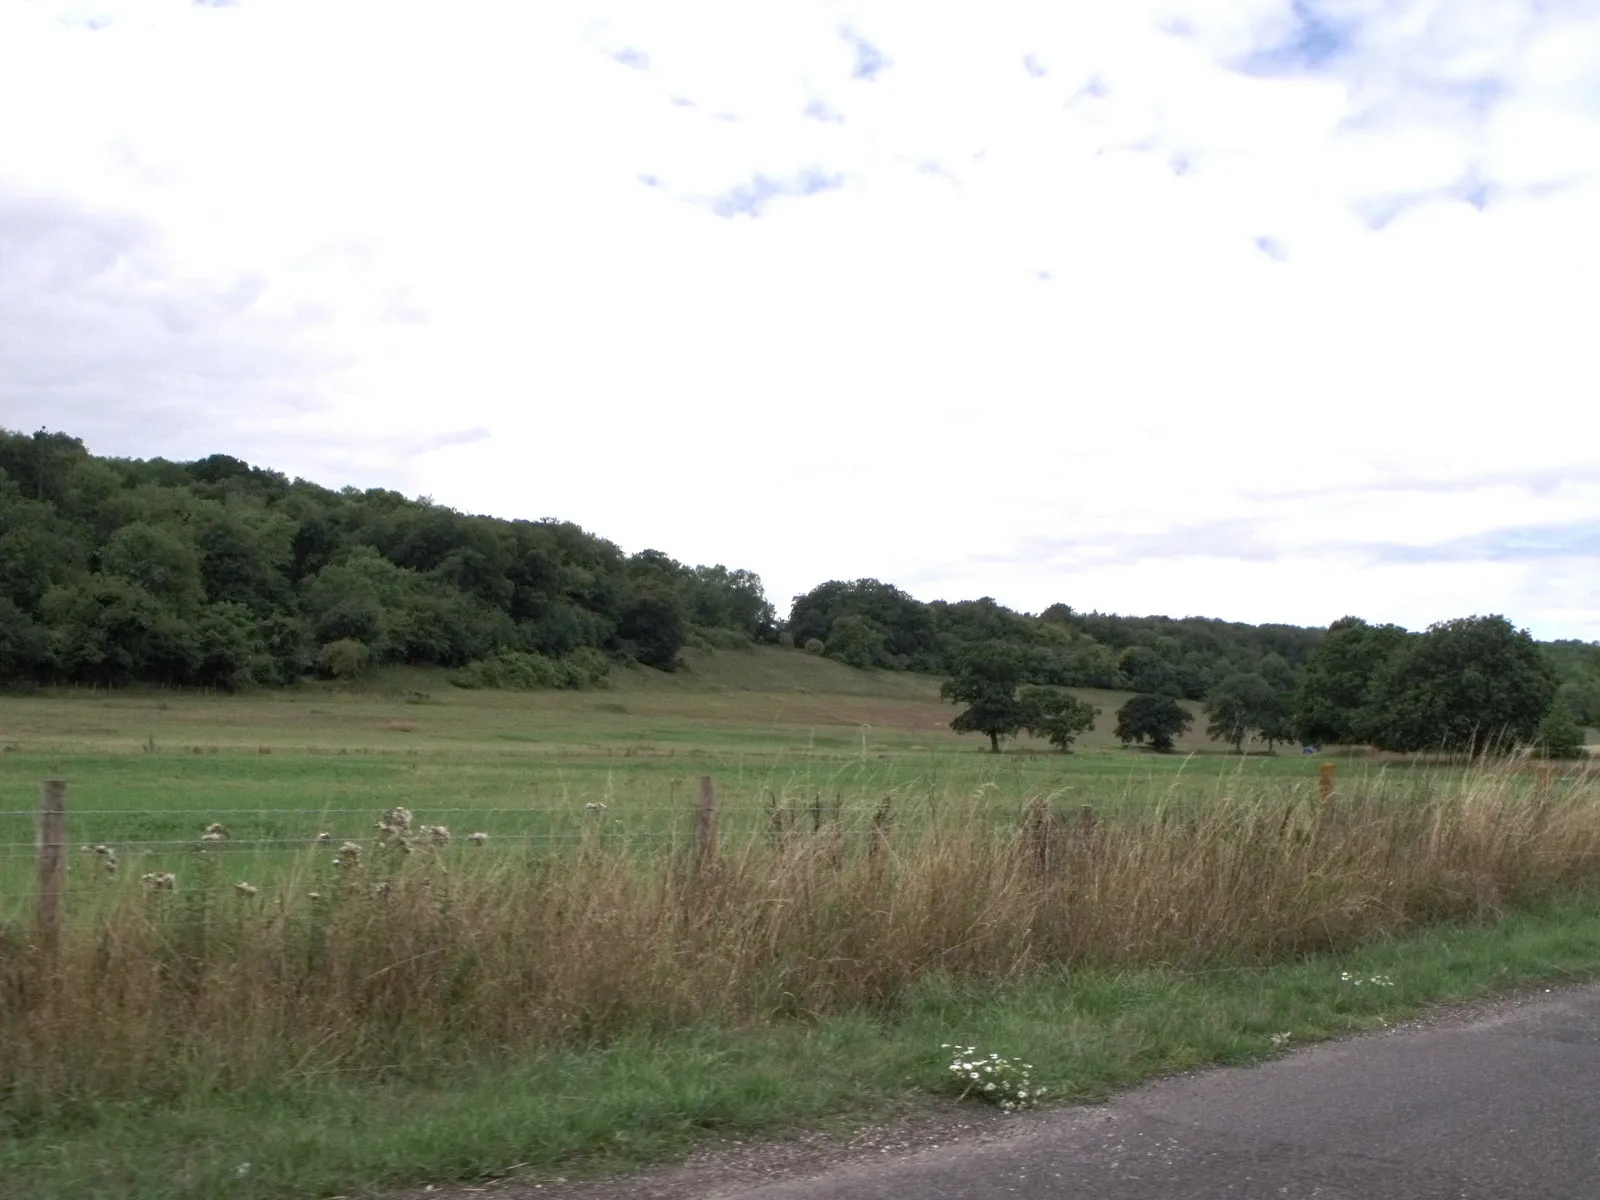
[316,638,368,680]
[1538,703,1587,760]
[452,649,610,691]
[803,638,826,655]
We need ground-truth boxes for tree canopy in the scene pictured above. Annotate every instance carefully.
[1114,693,1193,753]
[1365,616,1556,755]
[0,428,776,688]
[1204,671,1293,753]
[940,642,1029,752]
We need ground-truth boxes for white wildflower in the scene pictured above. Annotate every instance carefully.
[234,881,258,897]
[467,831,489,845]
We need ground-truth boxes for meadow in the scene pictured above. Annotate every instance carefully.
[0,647,1338,912]
[2,646,1597,1200]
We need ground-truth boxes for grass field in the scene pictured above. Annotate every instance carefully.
[3,646,1598,1200]
[0,646,1360,914]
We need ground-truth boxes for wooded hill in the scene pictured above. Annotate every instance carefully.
[1,429,1596,750]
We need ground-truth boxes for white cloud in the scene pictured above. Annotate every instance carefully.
[1,0,1597,638]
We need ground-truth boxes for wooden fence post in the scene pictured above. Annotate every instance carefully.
[868,795,893,871]
[38,780,67,954]
[694,776,717,875]
[1318,763,1336,808]
[1536,765,1554,796]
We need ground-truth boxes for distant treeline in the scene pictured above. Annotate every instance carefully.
[1,429,1597,746]
[786,579,1321,698]
[0,429,774,689]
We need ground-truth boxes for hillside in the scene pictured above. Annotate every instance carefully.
[2,429,1595,753]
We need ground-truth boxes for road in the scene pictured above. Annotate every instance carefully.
[434,980,1600,1199]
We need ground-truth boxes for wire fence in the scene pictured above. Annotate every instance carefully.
[6,765,1595,928]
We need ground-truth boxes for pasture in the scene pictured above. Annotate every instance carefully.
[0,646,1342,914]
[4,646,1597,1200]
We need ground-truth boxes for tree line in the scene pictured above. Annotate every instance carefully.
[0,429,775,689]
[936,614,1586,758]
[1,429,1595,759]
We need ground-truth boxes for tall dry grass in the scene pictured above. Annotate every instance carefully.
[2,761,1597,1111]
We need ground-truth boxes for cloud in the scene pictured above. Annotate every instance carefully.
[705,168,846,218]
[1,0,1597,640]
[803,96,844,123]
[1236,0,1354,76]
[1254,234,1289,260]
[839,26,890,81]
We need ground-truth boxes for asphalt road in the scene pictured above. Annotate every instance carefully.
[488,980,1600,1200]
[736,982,1600,1199]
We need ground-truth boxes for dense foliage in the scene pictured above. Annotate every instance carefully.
[3,429,1595,758]
[1295,615,1568,757]
[789,579,1323,697]
[1114,693,1193,753]
[0,429,776,687]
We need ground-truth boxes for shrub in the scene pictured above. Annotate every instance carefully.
[452,649,610,691]
[316,638,368,680]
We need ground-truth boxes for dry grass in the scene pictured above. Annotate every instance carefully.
[3,759,1597,1112]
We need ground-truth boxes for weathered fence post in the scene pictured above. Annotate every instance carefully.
[1318,762,1336,808]
[38,780,67,954]
[868,795,893,871]
[694,776,717,875]
[1536,765,1554,796]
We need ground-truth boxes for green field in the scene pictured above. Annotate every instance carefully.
[0,646,1360,914]
[4,648,1598,1200]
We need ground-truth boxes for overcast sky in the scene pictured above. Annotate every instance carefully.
[2,1,1597,639]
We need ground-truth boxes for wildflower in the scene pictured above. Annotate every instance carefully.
[308,891,322,901]
[944,1043,1040,1111]
[1340,971,1395,988]
[334,840,363,868]
[201,831,225,842]
[234,881,258,898]
[585,802,608,812]
[316,831,332,843]
[421,824,452,846]
[141,871,176,892]
[468,831,489,845]
[377,806,413,836]
[204,822,228,839]
[1270,1032,1292,1047]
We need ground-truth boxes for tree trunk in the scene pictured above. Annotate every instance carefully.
[989,731,1000,753]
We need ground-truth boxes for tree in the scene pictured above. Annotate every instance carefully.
[1294,617,1412,746]
[1116,645,1182,697]
[615,594,686,670]
[100,521,206,612]
[1537,702,1586,760]
[1368,615,1557,755]
[1022,686,1100,752]
[825,613,890,669]
[1204,672,1289,753]
[1114,693,1192,753]
[941,642,1028,752]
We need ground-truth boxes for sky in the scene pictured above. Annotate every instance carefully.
[1,0,1598,640]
